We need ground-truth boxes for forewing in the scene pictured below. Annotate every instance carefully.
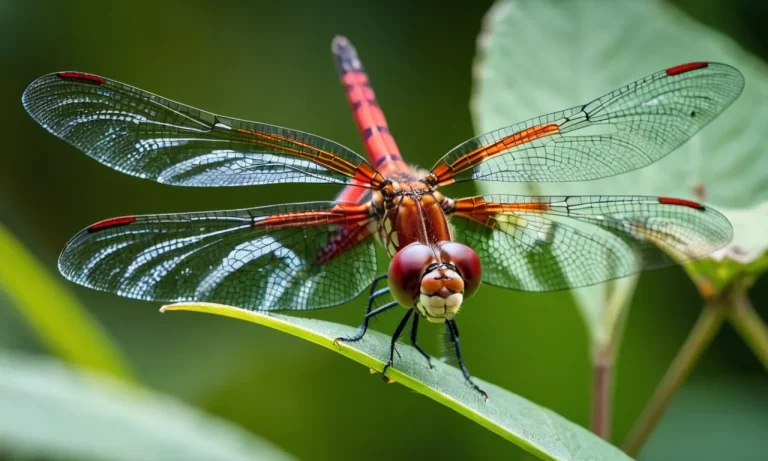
[59,202,378,310]
[448,195,732,292]
[23,72,381,188]
[432,62,744,185]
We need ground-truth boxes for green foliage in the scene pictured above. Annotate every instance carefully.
[163,302,633,461]
[472,0,768,302]
[0,351,295,461]
[683,203,768,294]
[472,0,768,449]
[0,223,135,381]
[1,1,765,460]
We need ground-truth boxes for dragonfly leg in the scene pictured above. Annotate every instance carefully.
[410,314,433,368]
[446,319,487,401]
[369,274,388,292]
[333,275,390,345]
[334,299,397,344]
[366,274,389,315]
[382,310,414,379]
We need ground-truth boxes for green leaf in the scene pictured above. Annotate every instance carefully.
[471,0,768,339]
[683,203,768,294]
[161,302,633,461]
[0,351,296,461]
[0,223,135,382]
[473,0,767,208]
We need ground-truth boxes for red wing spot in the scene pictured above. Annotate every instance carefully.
[88,216,136,233]
[57,72,106,85]
[665,62,709,76]
[658,197,705,211]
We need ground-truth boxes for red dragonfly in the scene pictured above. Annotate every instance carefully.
[23,37,742,399]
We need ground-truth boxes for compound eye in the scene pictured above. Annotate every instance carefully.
[388,243,436,306]
[439,242,482,299]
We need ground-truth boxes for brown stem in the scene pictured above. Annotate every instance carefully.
[589,274,637,440]
[622,300,726,456]
[729,293,768,370]
[591,345,614,439]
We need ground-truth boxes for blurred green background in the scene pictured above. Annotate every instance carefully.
[1,0,766,459]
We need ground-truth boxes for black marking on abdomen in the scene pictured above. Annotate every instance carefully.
[376,154,402,166]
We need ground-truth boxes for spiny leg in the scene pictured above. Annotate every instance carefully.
[382,309,413,379]
[334,274,391,344]
[365,287,391,317]
[410,314,433,368]
[334,300,398,344]
[366,273,388,314]
[446,319,487,401]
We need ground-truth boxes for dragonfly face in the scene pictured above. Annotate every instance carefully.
[388,241,482,323]
[22,36,744,400]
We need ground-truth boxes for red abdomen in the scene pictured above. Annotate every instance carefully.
[332,36,406,176]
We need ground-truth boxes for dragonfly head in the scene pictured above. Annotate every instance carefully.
[388,242,482,323]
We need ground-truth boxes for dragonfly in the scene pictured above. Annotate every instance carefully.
[23,36,743,399]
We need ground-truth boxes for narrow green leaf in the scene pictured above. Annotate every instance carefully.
[0,352,296,461]
[162,302,633,461]
[0,223,135,382]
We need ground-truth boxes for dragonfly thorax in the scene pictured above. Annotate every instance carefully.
[372,175,452,257]
[387,241,482,323]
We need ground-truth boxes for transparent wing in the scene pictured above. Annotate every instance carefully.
[432,62,744,185]
[59,202,378,310]
[448,195,732,292]
[23,72,382,188]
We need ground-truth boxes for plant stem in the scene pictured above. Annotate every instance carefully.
[591,345,613,439]
[589,274,637,439]
[622,300,726,456]
[729,293,768,370]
